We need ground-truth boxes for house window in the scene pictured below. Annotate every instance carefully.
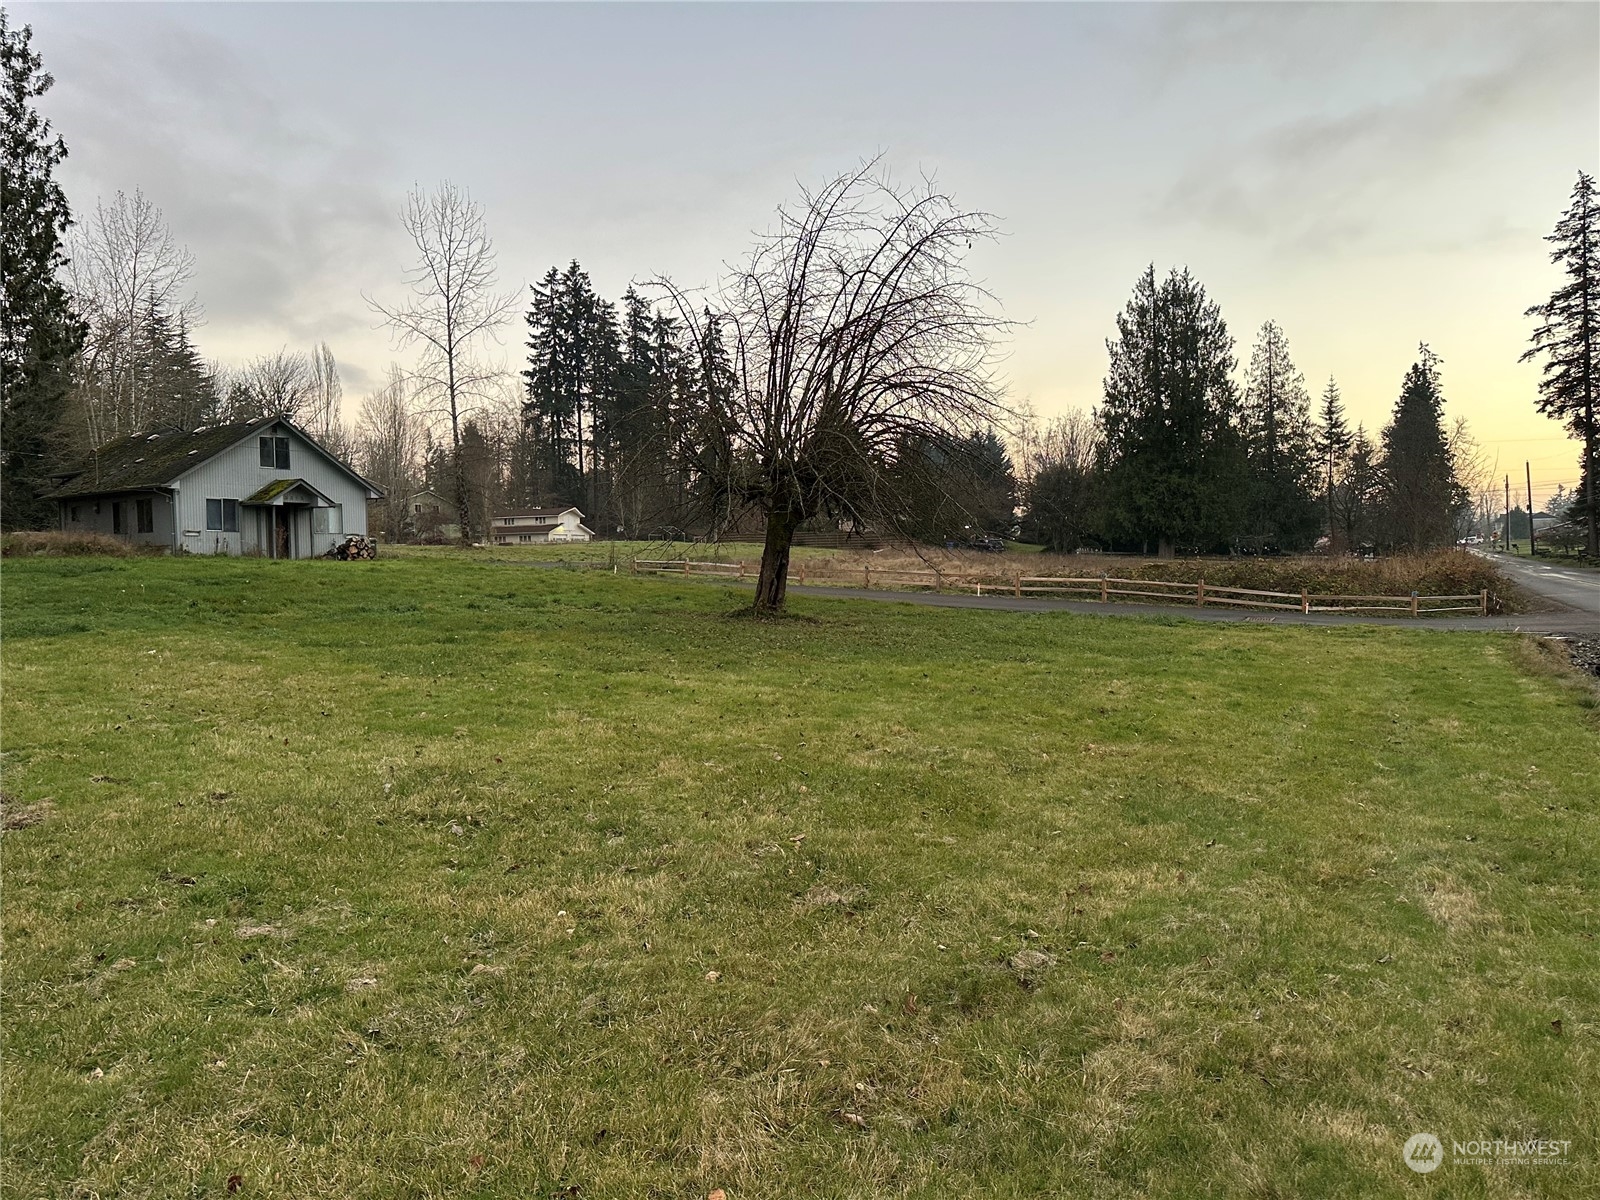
[136,497,154,533]
[312,505,343,535]
[205,499,239,532]
[518,534,532,543]
[112,501,124,534]
[259,436,290,469]
[69,504,80,523]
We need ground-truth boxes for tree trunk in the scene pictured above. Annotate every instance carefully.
[753,506,800,614]
[1158,536,1174,559]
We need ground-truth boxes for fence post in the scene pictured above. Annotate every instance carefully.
[1301,588,1309,614]
[1480,588,1487,616]
[1410,591,1419,616]
[683,559,690,576]
[630,557,637,574]
[1196,581,1204,607]
[1099,575,1108,603]
[798,564,806,586]
[1014,571,1021,598]
[739,562,746,579]
[935,570,944,594]
[864,565,871,589]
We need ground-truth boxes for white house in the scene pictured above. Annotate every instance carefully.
[489,507,594,545]
[47,417,382,558]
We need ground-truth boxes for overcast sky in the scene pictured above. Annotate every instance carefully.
[18,1,1599,505]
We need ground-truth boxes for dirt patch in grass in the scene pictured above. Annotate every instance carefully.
[0,793,55,832]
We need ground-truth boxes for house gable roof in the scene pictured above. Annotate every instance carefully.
[493,507,583,521]
[46,418,382,500]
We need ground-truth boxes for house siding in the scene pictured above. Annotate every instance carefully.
[172,421,371,557]
[60,490,175,549]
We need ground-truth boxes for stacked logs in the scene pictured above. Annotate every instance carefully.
[324,535,377,560]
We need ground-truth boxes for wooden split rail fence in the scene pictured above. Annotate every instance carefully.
[630,559,1490,617]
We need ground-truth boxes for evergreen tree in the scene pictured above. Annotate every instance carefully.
[1336,424,1380,551]
[1239,319,1320,550]
[1315,376,1351,548]
[131,291,215,432]
[1098,265,1246,555]
[1522,170,1599,556]
[1,11,84,528]
[520,261,620,512]
[1380,345,1462,552]
[892,429,1016,544]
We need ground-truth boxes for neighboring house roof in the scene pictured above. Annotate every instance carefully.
[46,417,382,500]
[494,507,583,520]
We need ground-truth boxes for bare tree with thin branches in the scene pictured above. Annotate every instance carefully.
[657,161,1012,613]
[65,188,199,445]
[367,182,517,545]
[357,363,424,543]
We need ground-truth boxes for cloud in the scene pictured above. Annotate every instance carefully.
[1153,6,1597,255]
[39,8,399,354]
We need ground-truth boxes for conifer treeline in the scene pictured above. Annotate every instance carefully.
[1022,265,1470,556]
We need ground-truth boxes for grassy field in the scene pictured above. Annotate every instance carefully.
[3,554,1597,1198]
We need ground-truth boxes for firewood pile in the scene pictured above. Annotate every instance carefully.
[324,535,377,560]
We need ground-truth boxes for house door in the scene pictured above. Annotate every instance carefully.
[275,508,291,559]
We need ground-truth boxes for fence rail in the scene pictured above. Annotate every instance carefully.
[630,558,1491,617]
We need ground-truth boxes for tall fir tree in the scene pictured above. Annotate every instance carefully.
[1098,265,1246,555]
[1239,319,1320,550]
[1,11,84,529]
[1315,375,1351,548]
[1336,424,1380,551]
[1380,345,1462,552]
[1522,170,1599,556]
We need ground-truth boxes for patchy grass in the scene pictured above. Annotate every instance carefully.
[2,555,1597,1198]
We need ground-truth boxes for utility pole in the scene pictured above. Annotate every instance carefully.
[1504,474,1511,552]
[1526,461,1537,559]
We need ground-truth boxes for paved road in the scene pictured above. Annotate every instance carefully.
[1479,551,1599,620]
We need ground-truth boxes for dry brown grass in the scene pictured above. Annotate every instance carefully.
[0,530,155,558]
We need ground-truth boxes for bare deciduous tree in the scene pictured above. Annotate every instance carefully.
[357,364,424,542]
[225,348,313,422]
[1016,408,1103,551]
[304,341,352,457]
[65,188,199,445]
[367,182,517,545]
[658,161,1012,613]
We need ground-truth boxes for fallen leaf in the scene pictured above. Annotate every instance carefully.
[901,993,918,1015]
[704,970,722,983]
[1552,1019,1564,1035]
[836,1110,869,1130]
[226,1175,243,1194]
[709,1190,727,1200]
[468,1153,486,1171]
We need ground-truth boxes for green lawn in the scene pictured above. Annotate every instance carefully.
[3,555,1597,1198]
